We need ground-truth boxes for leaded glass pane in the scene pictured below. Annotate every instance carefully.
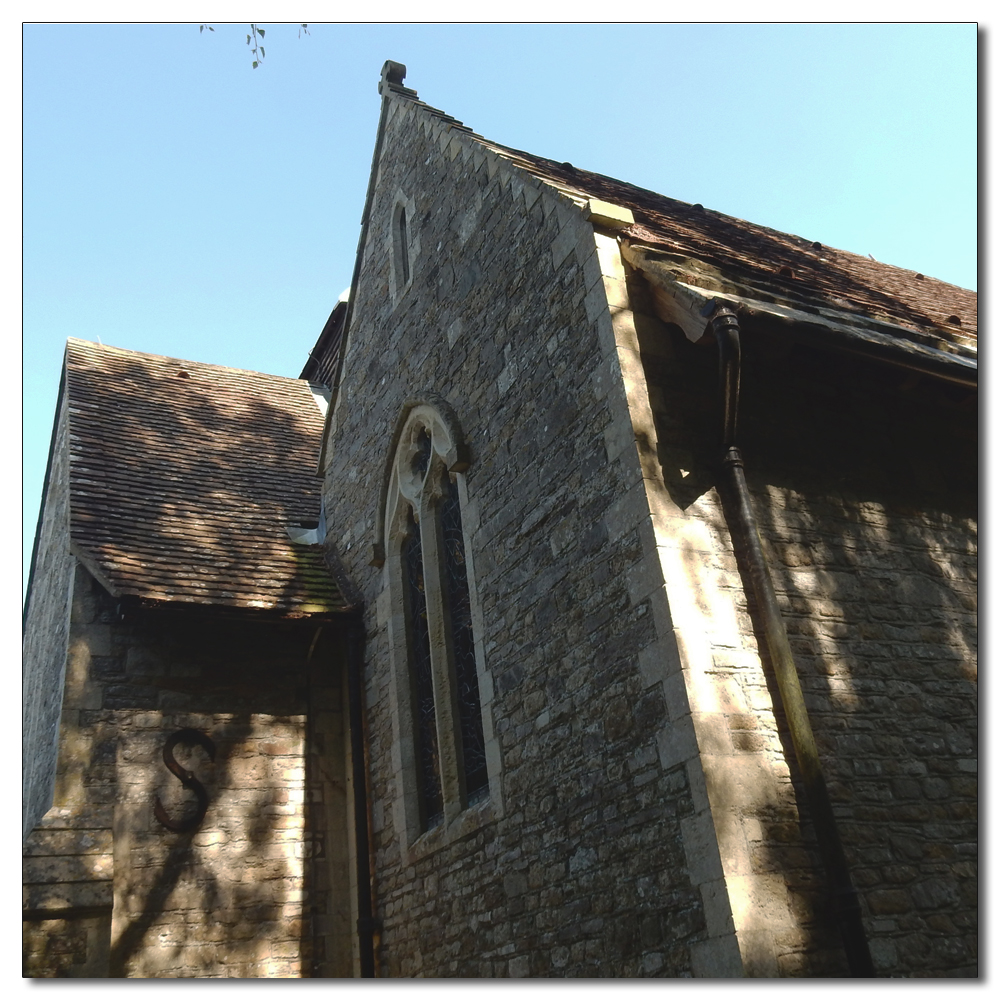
[403,506,443,829]
[412,426,432,479]
[441,474,488,801]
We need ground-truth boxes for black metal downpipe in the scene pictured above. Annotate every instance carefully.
[346,618,378,977]
[709,305,876,978]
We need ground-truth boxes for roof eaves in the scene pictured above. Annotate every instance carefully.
[623,241,977,388]
[118,592,353,624]
[69,540,124,601]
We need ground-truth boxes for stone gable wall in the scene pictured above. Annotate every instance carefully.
[322,99,714,977]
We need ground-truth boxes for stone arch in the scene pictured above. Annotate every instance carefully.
[371,393,470,567]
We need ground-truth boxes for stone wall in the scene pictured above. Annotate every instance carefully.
[23,909,113,978]
[322,97,714,977]
[322,89,975,979]
[630,281,977,977]
[23,565,355,978]
[23,388,75,840]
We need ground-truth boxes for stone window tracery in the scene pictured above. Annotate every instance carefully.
[383,402,492,842]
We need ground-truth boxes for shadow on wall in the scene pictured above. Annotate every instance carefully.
[109,710,309,978]
[24,346,357,977]
[37,568,349,978]
[66,350,337,614]
[645,323,977,976]
[740,336,977,978]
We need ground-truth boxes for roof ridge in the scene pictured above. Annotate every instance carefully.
[65,338,316,386]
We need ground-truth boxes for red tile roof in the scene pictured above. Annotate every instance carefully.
[65,339,347,615]
[381,72,975,369]
[496,146,977,357]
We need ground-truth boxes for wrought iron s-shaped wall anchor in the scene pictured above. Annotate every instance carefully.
[153,728,216,833]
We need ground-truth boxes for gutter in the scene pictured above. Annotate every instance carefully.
[621,241,977,389]
[346,616,378,977]
[620,247,878,972]
[708,303,876,977]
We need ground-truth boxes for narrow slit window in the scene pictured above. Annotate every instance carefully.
[398,207,410,285]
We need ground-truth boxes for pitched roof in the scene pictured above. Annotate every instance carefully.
[64,339,348,615]
[494,149,974,339]
[378,64,975,381]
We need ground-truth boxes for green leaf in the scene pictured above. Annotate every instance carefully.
[252,61,259,68]
[199,24,203,32]
[260,47,265,57]
[257,28,265,37]
[246,35,251,43]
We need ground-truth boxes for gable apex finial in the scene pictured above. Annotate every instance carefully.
[380,61,408,96]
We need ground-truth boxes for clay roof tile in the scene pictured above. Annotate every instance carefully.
[64,339,348,615]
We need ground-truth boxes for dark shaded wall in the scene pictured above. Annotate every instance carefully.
[23,566,354,978]
[23,390,75,840]
[638,303,977,977]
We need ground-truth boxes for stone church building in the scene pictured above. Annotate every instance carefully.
[23,63,977,978]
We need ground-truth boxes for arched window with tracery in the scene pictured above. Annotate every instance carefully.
[381,401,491,840]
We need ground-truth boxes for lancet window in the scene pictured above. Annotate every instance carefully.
[389,193,416,305]
[385,403,489,837]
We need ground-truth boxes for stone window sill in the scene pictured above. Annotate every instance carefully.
[405,793,497,865]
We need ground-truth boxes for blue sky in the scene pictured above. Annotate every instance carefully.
[22,22,978,590]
